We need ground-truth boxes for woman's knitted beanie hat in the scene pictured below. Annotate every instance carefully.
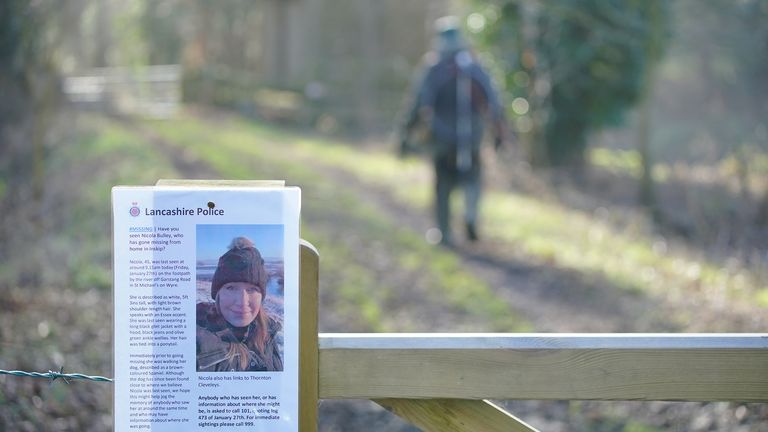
[210,237,268,300]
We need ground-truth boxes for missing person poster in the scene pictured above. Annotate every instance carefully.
[112,185,301,431]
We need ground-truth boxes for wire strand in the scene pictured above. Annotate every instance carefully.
[0,368,113,383]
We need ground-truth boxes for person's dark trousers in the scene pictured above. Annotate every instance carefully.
[434,147,481,243]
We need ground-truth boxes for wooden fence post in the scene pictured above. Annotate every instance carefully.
[300,240,319,432]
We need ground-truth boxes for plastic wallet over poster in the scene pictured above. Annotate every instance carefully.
[112,180,317,432]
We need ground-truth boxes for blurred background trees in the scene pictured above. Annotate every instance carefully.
[2,0,767,244]
[471,0,767,240]
[473,0,670,170]
[0,0,61,286]
[7,0,765,169]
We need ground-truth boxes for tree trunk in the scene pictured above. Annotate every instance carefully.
[356,0,379,134]
[637,77,659,222]
[638,2,662,223]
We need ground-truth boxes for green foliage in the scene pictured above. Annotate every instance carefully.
[0,0,42,76]
[590,147,643,177]
[757,289,768,308]
[657,0,768,161]
[141,1,184,64]
[473,0,670,167]
[112,1,149,67]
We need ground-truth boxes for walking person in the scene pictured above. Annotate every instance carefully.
[400,16,508,246]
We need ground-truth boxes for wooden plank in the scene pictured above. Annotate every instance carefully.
[374,399,539,432]
[155,179,285,187]
[300,241,320,432]
[320,333,768,349]
[319,334,768,401]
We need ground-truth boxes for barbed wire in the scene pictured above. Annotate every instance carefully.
[0,367,112,384]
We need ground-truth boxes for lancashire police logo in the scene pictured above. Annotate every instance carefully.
[129,202,141,217]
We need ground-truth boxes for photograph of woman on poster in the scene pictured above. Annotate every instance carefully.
[196,236,284,372]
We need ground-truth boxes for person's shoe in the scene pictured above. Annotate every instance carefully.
[466,222,478,242]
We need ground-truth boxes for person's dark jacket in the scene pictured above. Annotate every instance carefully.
[402,49,506,158]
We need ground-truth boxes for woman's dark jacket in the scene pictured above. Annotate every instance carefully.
[196,302,284,372]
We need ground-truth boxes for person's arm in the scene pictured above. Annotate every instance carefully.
[474,65,509,150]
[400,55,436,156]
[400,75,425,156]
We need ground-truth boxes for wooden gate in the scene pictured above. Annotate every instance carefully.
[299,242,768,431]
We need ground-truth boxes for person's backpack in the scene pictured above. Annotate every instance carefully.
[402,50,497,164]
[429,51,491,171]
[431,51,491,119]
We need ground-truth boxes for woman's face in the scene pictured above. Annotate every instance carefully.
[218,281,262,327]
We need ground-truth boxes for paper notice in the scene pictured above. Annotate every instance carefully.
[113,185,300,431]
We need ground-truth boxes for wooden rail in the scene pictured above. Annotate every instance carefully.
[318,333,768,431]
[293,241,768,431]
[319,333,768,401]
